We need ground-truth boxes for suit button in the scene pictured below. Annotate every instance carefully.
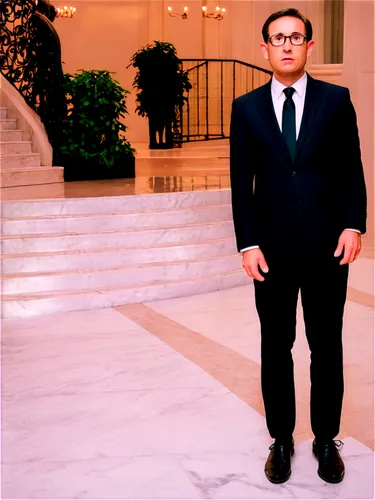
[292,171,296,177]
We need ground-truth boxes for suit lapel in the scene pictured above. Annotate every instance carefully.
[295,74,321,162]
[253,75,323,167]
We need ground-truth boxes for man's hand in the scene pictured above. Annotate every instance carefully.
[334,230,362,265]
[242,248,269,281]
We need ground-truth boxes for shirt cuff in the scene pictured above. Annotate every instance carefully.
[344,228,361,233]
[240,246,260,252]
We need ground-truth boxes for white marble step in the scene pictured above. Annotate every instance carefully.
[0,189,241,319]
[0,130,23,142]
[1,237,237,274]
[0,119,17,130]
[0,141,32,154]
[1,269,249,318]
[2,253,242,295]
[0,153,41,169]
[1,166,64,188]
[1,189,232,218]
[0,107,8,119]
[1,221,235,254]
[2,204,233,235]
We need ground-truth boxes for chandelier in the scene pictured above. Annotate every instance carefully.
[167,6,189,19]
[202,5,226,20]
[167,5,226,20]
[56,5,77,18]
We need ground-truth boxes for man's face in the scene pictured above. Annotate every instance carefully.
[261,16,314,79]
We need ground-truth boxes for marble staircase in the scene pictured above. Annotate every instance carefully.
[1,190,248,318]
[0,106,63,188]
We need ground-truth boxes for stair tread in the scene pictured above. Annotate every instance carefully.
[0,189,230,204]
[0,141,31,144]
[0,190,230,210]
[1,252,238,279]
[1,269,244,300]
[0,153,40,157]
[1,166,61,172]
[0,203,230,221]
[1,236,235,259]
[0,220,232,240]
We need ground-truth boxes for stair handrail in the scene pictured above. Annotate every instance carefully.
[0,0,65,164]
[178,58,272,142]
[181,58,273,75]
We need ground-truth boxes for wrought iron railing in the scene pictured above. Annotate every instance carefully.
[0,0,65,163]
[179,59,272,142]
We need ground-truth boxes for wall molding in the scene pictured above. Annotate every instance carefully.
[308,64,343,85]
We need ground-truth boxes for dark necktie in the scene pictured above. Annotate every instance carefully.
[282,87,296,160]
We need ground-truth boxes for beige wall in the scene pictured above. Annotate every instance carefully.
[54,1,151,142]
[227,0,324,69]
[54,0,326,144]
[54,0,206,143]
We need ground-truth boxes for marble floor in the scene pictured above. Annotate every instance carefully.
[1,237,374,499]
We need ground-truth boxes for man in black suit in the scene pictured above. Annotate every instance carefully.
[230,8,367,485]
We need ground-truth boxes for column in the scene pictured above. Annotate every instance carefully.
[342,0,375,239]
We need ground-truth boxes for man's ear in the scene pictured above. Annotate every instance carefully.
[261,43,269,60]
[307,40,315,58]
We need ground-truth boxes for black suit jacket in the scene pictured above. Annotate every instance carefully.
[230,74,367,262]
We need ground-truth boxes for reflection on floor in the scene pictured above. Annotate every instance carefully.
[0,141,231,201]
[2,242,374,499]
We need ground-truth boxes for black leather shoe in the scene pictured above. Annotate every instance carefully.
[265,438,294,484]
[313,439,345,483]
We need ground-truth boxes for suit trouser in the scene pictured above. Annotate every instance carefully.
[254,245,349,440]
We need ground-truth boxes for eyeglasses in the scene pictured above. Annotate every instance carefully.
[268,32,307,47]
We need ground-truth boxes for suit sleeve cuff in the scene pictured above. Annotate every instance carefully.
[240,245,260,252]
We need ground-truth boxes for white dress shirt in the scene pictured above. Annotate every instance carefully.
[272,71,307,139]
[240,73,359,253]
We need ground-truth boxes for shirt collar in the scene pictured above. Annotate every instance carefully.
[271,72,308,100]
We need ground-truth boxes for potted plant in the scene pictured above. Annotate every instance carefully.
[128,41,191,149]
[60,69,135,181]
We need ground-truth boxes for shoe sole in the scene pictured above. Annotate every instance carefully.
[265,448,294,484]
[265,469,292,484]
[312,448,345,484]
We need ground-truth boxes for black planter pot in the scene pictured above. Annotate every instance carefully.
[62,156,135,182]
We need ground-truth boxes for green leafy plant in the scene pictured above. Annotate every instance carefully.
[128,41,191,149]
[61,69,135,168]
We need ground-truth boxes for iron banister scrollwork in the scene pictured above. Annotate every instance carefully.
[0,1,35,84]
[0,0,65,164]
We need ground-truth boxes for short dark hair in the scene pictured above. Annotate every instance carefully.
[262,8,313,43]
